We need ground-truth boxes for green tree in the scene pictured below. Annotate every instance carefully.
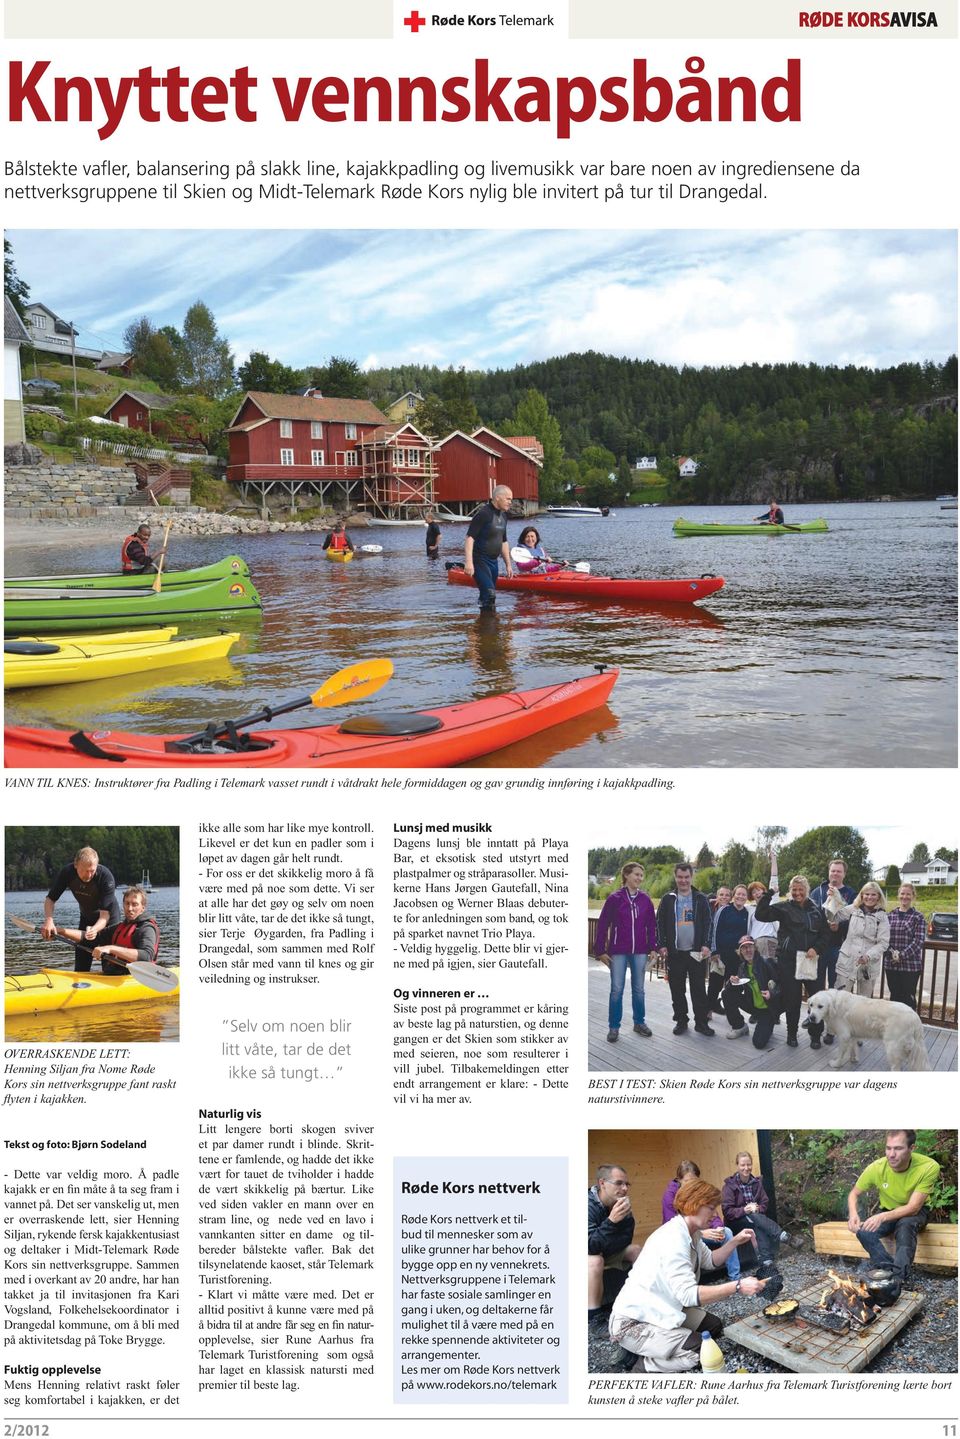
[4,238,30,318]
[935,847,958,864]
[237,350,300,394]
[909,842,931,865]
[778,826,871,891]
[414,368,480,438]
[718,841,753,888]
[504,388,565,504]
[123,318,182,391]
[695,842,715,869]
[178,301,235,398]
[885,865,902,888]
[308,355,367,399]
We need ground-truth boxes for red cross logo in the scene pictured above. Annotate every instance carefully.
[404,10,426,31]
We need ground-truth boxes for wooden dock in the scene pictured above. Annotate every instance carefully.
[587,962,958,1073]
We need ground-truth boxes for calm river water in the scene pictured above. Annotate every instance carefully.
[5,502,956,768]
[4,886,180,1043]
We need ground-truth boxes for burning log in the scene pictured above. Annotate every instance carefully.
[820,1269,882,1326]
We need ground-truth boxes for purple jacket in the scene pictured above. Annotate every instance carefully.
[661,1179,681,1224]
[595,886,657,957]
[721,1171,770,1224]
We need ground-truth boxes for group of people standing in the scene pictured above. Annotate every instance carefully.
[594,857,927,1050]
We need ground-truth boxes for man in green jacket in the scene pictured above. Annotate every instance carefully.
[847,1129,940,1285]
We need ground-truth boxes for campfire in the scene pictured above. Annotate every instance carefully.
[819,1270,881,1326]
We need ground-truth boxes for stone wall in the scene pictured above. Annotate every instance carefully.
[4,463,138,514]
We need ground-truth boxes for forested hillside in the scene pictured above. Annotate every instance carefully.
[364,352,957,502]
[5,827,180,890]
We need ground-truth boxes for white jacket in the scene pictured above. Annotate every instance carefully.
[611,1215,718,1329]
[835,903,890,984]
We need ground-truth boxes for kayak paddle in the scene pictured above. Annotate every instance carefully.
[175,657,394,749]
[151,518,174,593]
[6,915,178,993]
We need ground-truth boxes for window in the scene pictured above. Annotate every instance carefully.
[338,451,359,468]
[279,448,294,466]
[279,419,293,438]
[395,448,421,468]
[311,450,324,466]
[32,313,47,330]
[344,423,357,440]
[311,421,323,439]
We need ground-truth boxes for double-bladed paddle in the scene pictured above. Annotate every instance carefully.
[6,914,179,993]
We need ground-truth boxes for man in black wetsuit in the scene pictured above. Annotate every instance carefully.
[463,485,514,611]
[424,511,442,558]
[42,847,120,972]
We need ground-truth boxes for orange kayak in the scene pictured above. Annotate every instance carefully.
[4,669,618,769]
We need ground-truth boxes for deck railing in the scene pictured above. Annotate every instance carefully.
[585,917,957,1030]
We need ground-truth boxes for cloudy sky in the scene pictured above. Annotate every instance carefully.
[10,228,956,373]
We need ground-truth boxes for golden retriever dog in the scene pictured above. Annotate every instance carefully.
[806,989,930,1072]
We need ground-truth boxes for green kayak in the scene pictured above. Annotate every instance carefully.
[673,518,829,536]
[5,554,252,591]
[5,574,262,634]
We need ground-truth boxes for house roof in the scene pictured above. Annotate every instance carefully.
[105,389,178,412]
[363,422,430,445]
[436,430,501,457]
[4,297,30,344]
[231,391,387,427]
[390,390,424,405]
[507,435,545,459]
[471,426,544,467]
[97,351,132,371]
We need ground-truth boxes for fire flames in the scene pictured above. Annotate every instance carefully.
[820,1270,880,1326]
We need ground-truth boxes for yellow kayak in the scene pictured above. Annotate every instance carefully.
[6,966,180,1015]
[5,631,239,689]
[9,627,179,647]
[326,549,353,562]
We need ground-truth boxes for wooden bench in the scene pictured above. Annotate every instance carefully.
[813,1221,958,1270]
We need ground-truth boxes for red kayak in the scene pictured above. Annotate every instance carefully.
[447,567,724,604]
[4,669,618,769]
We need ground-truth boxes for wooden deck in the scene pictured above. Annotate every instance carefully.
[723,1279,924,1374]
[587,962,958,1073]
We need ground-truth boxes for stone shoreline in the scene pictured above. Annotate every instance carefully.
[3,509,379,551]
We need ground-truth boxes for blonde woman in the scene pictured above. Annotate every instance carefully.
[831,881,890,996]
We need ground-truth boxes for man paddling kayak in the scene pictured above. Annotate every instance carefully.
[58,885,161,976]
[43,847,120,971]
[121,523,160,574]
[322,520,356,554]
[754,500,785,526]
[464,485,514,612]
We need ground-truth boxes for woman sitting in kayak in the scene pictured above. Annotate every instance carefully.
[511,527,560,574]
[322,521,355,553]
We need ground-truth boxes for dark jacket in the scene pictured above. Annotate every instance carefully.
[101,915,160,965]
[594,886,657,957]
[754,890,827,968]
[810,881,855,948]
[588,1186,635,1256]
[721,1170,771,1224]
[656,887,712,953]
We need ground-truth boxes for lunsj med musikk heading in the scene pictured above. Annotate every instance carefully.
[7,57,801,142]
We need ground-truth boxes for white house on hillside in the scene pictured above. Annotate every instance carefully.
[678,456,699,476]
[901,857,958,887]
[23,302,103,363]
[634,455,657,470]
[4,295,29,445]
